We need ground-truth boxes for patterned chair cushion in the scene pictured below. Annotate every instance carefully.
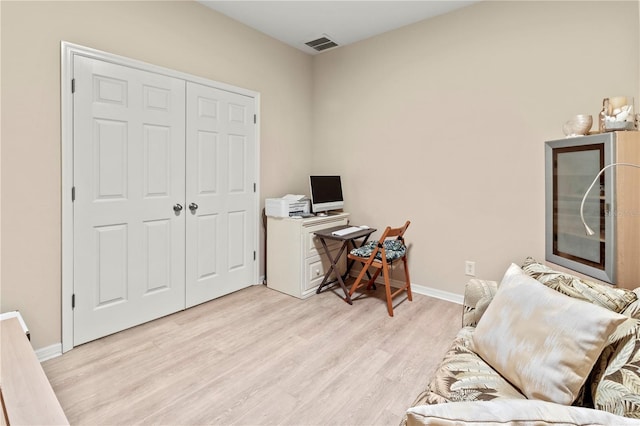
[349,239,406,261]
[522,257,637,313]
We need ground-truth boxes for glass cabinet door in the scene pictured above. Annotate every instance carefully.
[545,134,615,283]
[553,144,604,267]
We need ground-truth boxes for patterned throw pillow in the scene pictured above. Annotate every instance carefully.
[472,264,627,405]
[519,258,640,416]
[592,289,640,418]
[522,257,637,313]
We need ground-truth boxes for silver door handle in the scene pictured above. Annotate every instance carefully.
[173,203,183,213]
[189,203,199,212]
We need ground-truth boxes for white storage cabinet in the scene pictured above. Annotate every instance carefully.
[267,213,349,298]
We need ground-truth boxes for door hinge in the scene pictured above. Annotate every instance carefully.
[71,78,75,93]
[72,294,75,309]
[254,114,256,124]
[72,186,76,202]
[253,251,256,261]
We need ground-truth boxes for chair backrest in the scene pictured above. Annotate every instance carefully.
[378,220,410,243]
[372,221,410,264]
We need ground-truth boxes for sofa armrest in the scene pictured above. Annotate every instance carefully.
[462,279,497,328]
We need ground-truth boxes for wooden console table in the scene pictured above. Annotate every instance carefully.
[0,316,68,425]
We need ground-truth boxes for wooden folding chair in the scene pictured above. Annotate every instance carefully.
[347,221,412,316]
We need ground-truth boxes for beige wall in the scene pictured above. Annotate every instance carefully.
[312,1,639,294]
[2,0,639,351]
[0,0,313,349]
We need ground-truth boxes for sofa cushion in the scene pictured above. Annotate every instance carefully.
[522,257,637,313]
[591,289,640,418]
[413,327,526,406]
[592,333,640,419]
[472,264,627,405]
[405,400,640,426]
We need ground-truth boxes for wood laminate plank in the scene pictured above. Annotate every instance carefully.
[43,283,460,425]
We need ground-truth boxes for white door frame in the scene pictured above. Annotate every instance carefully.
[61,41,261,353]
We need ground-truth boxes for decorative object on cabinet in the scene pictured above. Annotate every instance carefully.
[545,131,640,288]
[266,213,349,299]
[562,114,593,137]
[599,96,636,132]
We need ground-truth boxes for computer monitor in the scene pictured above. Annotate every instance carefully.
[309,175,344,215]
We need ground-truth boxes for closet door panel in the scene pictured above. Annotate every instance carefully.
[73,56,186,345]
[185,82,257,307]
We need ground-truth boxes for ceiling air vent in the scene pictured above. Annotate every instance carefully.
[305,36,338,52]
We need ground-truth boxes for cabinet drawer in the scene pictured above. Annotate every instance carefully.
[304,252,346,291]
[303,219,349,259]
[305,233,343,259]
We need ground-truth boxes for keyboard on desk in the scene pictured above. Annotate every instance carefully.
[331,226,368,237]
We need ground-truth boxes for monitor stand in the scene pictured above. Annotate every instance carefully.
[316,212,328,217]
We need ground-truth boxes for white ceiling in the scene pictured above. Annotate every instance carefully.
[197,1,479,55]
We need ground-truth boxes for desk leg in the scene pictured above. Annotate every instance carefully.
[315,238,353,305]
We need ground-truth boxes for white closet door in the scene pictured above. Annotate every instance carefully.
[185,82,257,307]
[73,56,186,345]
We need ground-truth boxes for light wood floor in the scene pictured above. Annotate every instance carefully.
[43,283,461,425]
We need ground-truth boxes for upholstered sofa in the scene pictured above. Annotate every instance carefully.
[404,258,640,425]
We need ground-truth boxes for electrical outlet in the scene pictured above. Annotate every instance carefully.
[465,261,476,276]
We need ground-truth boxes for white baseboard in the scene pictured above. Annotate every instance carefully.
[411,284,463,305]
[36,343,63,362]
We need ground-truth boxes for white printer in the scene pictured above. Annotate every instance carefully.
[265,194,311,217]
